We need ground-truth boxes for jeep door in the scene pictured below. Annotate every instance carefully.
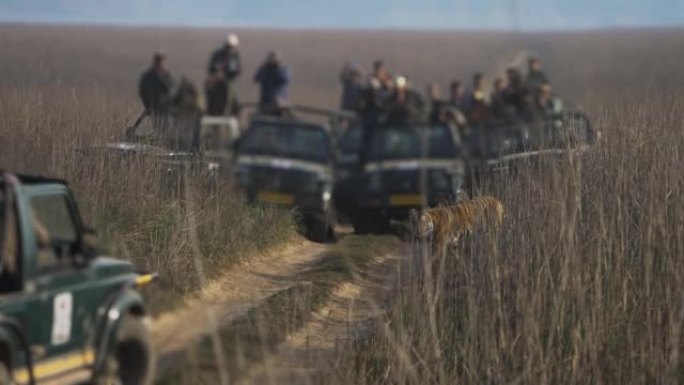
[22,187,95,366]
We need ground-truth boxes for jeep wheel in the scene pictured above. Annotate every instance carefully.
[306,214,337,243]
[98,316,156,385]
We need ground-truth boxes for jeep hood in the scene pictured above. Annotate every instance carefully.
[90,257,137,279]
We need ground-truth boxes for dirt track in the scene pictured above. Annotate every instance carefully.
[152,240,328,365]
[150,234,406,384]
[235,249,407,385]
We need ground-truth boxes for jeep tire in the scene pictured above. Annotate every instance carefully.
[98,316,156,385]
[305,213,337,243]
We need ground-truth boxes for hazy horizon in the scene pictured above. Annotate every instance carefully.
[2,20,683,34]
[0,0,681,31]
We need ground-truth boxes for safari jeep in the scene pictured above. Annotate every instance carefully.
[335,124,466,234]
[233,115,337,243]
[0,172,156,385]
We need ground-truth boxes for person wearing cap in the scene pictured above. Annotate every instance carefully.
[386,76,424,126]
[139,52,174,115]
[207,33,242,116]
[208,33,242,81]
[254,51,290,113]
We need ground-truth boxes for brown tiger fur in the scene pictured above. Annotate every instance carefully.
[417,196,504,256]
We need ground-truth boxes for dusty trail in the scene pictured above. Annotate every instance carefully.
[151,240,328,367]
[235,247,407,385]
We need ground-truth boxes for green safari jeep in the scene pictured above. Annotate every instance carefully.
[0,172,157,385]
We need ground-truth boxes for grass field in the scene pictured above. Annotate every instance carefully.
[331,92,684,383]
[1,24,683,382]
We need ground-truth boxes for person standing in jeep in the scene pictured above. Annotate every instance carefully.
[386,76,424,126]
[139,53,173,116]
[205,64,229,116]
[526,57,550,92]
[207,33,242,116]
[208,33,242,81]
[254,51,290,114]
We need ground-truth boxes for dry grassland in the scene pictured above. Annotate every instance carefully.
[1,25,683,382]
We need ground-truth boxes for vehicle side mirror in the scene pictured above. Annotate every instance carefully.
[81,227,99,261]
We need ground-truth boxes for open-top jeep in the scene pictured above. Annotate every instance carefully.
[335,124,466,234]
[465,109,596,189]
[233,115,337,243]
[0,172,156,385]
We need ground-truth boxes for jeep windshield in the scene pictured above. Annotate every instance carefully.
[239,122,331,163]
[367,125,458,162]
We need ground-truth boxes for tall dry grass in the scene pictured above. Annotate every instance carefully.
[332,92,684,384]
[0,83,296,311]
[2,25,684,379]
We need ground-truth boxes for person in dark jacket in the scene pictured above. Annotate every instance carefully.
[448,80,468,112]
[207,34,241,115]
[527,82,561,121]
[139,53,173,115]
[427,83,448,125]
[254,51,290,113]
[526,57,549,92]
[369,60,394,108]
[464,72,490,124]
[339,64,364,111]
[504,67,527,113]
[490,77,512,119]
[170,78,202,151]
[357,80,382,167]
[205,65,228,116]
[386,76,424,126]
[208,33,241,81]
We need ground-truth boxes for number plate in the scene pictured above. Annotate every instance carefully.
[257,191,294,205]
[389,194,422,206]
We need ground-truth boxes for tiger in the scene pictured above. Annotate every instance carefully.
[412,196,504,256]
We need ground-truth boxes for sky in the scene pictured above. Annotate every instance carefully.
[0,0,682,31]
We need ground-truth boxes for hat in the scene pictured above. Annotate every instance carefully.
[395,76,408,89]
[226,33,239,47]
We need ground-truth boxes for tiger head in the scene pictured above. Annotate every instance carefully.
[410,209,434,239]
